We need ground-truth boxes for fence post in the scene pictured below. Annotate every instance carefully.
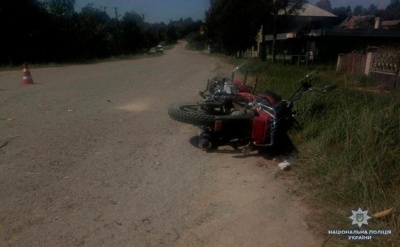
[365,52,376,75]
[336,54,344,72]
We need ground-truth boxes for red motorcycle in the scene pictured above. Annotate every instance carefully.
[168,66,333,153]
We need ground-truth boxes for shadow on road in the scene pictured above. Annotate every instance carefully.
[188,134,298,159]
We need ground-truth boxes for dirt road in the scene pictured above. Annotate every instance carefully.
[0,42,321,246]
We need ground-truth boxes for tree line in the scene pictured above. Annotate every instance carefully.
[0,0,204,65]
[316,0,400,21]
[205,0,306,58]
[4,0,399,65]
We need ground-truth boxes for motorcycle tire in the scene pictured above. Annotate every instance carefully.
[168,103,217,127]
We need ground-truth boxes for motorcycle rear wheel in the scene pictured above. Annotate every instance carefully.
[168,103,217,127]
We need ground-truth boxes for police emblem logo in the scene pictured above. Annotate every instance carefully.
[349,208,371,227]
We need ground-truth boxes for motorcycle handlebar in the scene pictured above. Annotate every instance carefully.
[307,85,337,94]
[287,70,319,103]
[299,70,318,84]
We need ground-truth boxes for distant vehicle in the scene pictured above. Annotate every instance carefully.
[156,45,164,53]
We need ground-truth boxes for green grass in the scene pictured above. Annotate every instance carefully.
[227,58,400,246]
[294,87,400,246]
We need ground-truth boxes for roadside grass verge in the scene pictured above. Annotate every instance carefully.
[229,59,399,246]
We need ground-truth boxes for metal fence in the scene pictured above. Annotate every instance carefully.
[371,49,400,74]
[370,49,400,89]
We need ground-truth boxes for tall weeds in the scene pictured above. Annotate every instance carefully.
[246,60,400,246]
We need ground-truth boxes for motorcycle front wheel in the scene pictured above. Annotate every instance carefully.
[168,103,218,127]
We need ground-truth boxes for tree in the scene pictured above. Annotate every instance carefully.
[315,0,332,12]
[0,0,50,64]
[142,24,160,51]
[388,0,400,10]
[0,0,207,63]
[44,0,75,17]
[332,6,351,20]
[263,0,306,62]
[120,11,144,53]
[346,6,352,15]
[76,4,111,58]
[353,5,366,16]
[41,0,81,61]
[366,4,378,16]
[167,21,178,44]
[206,0,264,56]
[379,0,400,20]
[206,0,305,60]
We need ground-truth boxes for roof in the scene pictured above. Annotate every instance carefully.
[265,29,400,41]
[382,20,400,27]
[311,29,400,38]
[339,15,374,28]
[339,17,400,29]
[279,3,336,18]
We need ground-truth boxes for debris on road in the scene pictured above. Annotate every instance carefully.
[273,159,293,179]
[278,160,291,171]
[373,208,393,218]
[0,135,21,149]
[0,141,9,149]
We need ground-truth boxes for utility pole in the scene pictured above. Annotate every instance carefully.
[142,14,146,23]
[114,7,121,53]
[114,7,119,20]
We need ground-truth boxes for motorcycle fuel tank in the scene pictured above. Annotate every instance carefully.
[252,112,273,145]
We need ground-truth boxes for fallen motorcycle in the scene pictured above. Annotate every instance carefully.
[168,66,334,153]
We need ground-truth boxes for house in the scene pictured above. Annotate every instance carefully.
[339,16,374,29]
[340,16,400,30]
[243,3,337,59]
[306,16,400,61]
[262,3,337,60]
[382,20,400,30]
[252,3,400,62]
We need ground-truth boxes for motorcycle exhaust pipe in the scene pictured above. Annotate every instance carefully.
[199,131,213,151]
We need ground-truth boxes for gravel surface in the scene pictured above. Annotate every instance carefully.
[0,42,321,247]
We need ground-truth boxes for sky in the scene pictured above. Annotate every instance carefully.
[75,0,210,23]
[75,0,392,24]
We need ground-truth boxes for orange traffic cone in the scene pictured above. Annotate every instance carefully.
[22,63,34,85]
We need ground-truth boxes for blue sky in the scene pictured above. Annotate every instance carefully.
[75,0,210,23]
[75,0,391,23]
